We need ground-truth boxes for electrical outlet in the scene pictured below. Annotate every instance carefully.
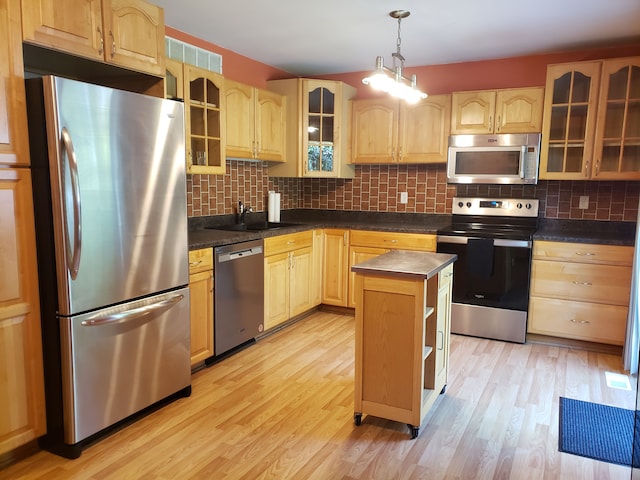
[400,192,408,204]
[579,196,589,209]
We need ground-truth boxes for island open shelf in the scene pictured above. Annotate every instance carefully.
[351,250,456,439]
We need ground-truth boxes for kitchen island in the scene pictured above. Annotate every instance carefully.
[351,250,457,439]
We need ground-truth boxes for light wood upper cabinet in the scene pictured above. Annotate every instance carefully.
[539,62,602,180]
[592,57,640,180]
[225,79,285,161]
[183,65,226,175]
[267,78,355,178]
[164,58,184,101]
[21,0,165,76]
[351,94,451,164]
[451,87,544,134]
[0,0,46,455]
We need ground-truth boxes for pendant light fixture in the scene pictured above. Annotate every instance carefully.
[362,10,428,104]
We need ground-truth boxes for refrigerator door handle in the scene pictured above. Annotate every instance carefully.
[80,294,184,327]
[61,127,82,280]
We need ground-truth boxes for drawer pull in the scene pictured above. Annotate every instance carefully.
[189,260,203,267]
[444,272,453,277]
[569,319,590,325]
[575,252,596,256]
[572,281,593,286]
[386,239,398,243]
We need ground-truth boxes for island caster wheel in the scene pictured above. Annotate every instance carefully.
[408,424,419,439]
[354,413,362,426]
[440,384,447,394]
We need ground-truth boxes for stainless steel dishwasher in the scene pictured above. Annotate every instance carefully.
[214,239,265,355]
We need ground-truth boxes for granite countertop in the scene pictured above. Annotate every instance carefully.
[188,210,452,250]
[534,219,637,246]
[351,250,457,279]
[188,209,638,250]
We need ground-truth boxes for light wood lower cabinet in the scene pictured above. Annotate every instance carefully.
[347,230,437,307]
[322,229,350,306]
[353,262,453,438]
[188,248,214,366]
[528,240,633,345]
[264,231,314,330]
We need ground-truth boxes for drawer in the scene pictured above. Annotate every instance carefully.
[528,296,627,345]
[264,230,313,256]
[531,259,631,305]
[350,230,436,251]
[189,248,213,274]
[438,263,454,289]
[533,240,633,266]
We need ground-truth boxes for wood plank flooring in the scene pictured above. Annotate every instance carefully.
[1,311,636,479]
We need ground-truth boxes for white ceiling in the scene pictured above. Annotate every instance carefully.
[153,0,640,76]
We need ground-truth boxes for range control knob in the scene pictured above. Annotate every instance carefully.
[466,202,472,208]
[458,201,464,208]
[517,203,523,209]
[526,203,532,209]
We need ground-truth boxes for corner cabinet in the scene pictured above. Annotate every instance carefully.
[540,57,640,180]
[188,249,214,366]
[352,254,454,439]
[0,0,46,454]
[351,94,451,164]
[184,65,226,175]
[266,78,355,178]
[450,87,544,134]
[225,79,285,161]
[21,0,165,76]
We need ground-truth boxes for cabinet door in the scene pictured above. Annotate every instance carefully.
[102,0,165,76]
[433,265,452,390]
[189,269,214,365]
[1,0,30,166]
[399,94,451,164]
[592,57,640,180]
[21,0,104,61]
[348,246,388,308]
[351,98,398,163]
[184,65,226,174]
[322,229,349,306]
[225,80,255,159]
[311,229,323,306]
[264,252,290,330]
[290,247,313,317]
[540,62,601,180]
[165,58,184,101]
[256,88,285,161]
[451,91,496,134]
[495,87,544,133]
[0,168,46,454]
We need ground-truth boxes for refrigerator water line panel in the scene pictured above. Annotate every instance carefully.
[26,76,191,458]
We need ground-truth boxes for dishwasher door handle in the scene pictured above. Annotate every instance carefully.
[217,246,264,263]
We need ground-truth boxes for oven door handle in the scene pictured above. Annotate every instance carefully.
[437,235,531,248]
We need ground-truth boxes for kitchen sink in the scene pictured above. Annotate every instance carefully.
[207,222,301,231]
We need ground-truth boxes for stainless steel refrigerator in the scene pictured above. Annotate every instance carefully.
[25,76,191,458]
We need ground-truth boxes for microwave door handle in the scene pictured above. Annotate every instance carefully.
[519,146,526,178]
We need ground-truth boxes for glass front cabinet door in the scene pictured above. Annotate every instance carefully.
[592,57,640,180]
[184,65,226,175]
[540,62,601,180]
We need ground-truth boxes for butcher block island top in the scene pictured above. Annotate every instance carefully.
[351,250,457,439]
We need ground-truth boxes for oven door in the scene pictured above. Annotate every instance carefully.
[436,235,532,343]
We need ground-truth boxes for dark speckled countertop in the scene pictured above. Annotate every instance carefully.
[534,219,637,246]
[188,209,452,250]
[188,209,637,250]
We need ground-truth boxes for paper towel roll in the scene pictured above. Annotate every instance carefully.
[268,191,276,222]
[274,193,281,222]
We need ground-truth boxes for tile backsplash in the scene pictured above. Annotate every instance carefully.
[187,160,640,222]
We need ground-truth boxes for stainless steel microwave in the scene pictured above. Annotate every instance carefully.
[447,133,541,184]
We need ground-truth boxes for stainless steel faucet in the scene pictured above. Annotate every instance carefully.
[238,200,252,224]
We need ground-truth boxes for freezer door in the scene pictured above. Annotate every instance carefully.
[60,288,191,444]
[43,76,188,315]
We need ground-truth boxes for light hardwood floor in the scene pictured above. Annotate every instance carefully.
[1,311,636,479]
